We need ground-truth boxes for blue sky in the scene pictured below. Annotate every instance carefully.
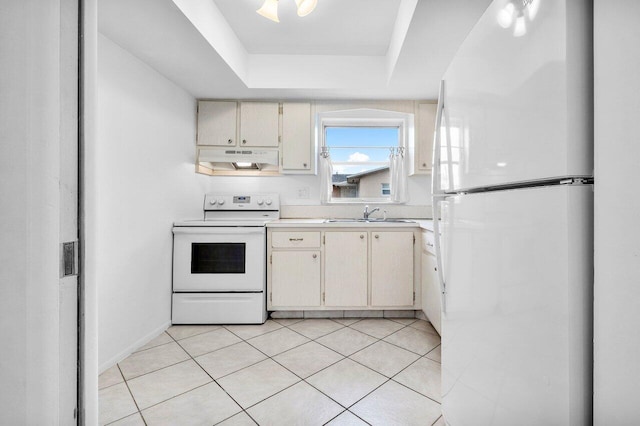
[325,127,398,172]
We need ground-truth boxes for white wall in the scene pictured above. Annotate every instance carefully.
[96,34,209,370]
[594,1,640,423]
[204,174,430,208]
[0,0,64,422]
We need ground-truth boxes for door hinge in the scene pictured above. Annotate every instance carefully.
[270,292,272,302]
[270,254,272,264]
[278,135,282,143]
[279,105,283,114]
[413,291,416,302]
[322,292,325,303]
[323,235,325,244]
[413,235,416,244]
[60,241,78,278]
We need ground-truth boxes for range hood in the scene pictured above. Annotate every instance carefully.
[197,147,280,175]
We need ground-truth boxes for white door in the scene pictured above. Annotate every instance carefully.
[435,0,592,193]
[239,102,279,147]
[421,250,441,335]
[324,232,368,307]
[60,0,79,422]
[440,185,592,425]
[282,102,312,171]
[271,251,321,307]
[197,101,237,146]
[1,0,79,423]
[371,231,414,307]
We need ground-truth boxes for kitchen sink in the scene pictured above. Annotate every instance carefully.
[323,218,415,224]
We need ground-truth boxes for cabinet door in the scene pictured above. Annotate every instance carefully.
[421,251,441,334]
[197,101,237,146]
[417,103,437,172]
[271,251,321,307]
[371,231,414,306]
[282,102,312,172]
[324,232,368,307]
[240,102,279,147]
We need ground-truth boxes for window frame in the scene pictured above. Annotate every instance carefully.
[317,108,414,205]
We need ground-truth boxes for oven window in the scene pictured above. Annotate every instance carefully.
[191,243,246,274]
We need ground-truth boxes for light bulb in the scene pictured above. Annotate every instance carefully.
[295,0,317,17]
[526,0,540,21]
[497,3,515,28]
[257,0,279,23]
[513,15,527,37]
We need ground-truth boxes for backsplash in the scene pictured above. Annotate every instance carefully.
[281,204,432,219]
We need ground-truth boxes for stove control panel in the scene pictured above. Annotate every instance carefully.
[204,193,280,211]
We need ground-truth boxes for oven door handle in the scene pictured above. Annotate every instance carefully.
[173,227,266,235]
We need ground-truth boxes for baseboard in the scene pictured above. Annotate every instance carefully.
[99,320,171,374]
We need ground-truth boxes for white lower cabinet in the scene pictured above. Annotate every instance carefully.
[324,232,368,307]
[268,227,419,311]
[269,231,321,309]
[371,231,415,306]
[420,230,441,334]
[271,250,321,307]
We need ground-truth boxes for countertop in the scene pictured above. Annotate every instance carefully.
[267,218,434,230]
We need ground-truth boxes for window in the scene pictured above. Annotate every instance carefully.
[325,127,397,200]
[318,108,413,203]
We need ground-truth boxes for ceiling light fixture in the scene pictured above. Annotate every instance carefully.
[256,0,318,23]
[497,0,540,37]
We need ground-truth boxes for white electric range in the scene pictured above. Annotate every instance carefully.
[172,193,280,324]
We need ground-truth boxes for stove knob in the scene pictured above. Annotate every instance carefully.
[209,199,217,205]
[265,199,273,206]
[257,199,264,206]
[217,199,225,205]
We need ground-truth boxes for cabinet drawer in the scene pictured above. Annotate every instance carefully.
[272,232,321,248]
[422,231,436,255]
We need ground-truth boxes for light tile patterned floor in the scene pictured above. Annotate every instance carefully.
[99,317,443,425]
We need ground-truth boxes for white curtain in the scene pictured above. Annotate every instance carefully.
[390,147,409,203]
[320,148,333,203]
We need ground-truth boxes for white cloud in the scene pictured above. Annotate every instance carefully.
[348,152,370,162]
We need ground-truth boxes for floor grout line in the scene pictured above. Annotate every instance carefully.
[102,318,441,425]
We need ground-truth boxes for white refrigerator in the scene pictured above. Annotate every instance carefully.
[432,0,593,424]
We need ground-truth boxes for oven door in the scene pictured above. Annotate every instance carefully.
[173,227,265,292]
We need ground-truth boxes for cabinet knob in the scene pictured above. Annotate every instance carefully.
[360,235,364,239]
[228,139,233,144]
[375,235,379,239]
[242,139,247,144]
[422,163,427,167]
[312,254,317,259]
[303,163,307,168]
[434,267,437,271]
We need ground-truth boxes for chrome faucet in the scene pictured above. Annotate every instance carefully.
[363,205,380,220]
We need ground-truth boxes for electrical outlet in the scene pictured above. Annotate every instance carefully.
[297,187,310,199]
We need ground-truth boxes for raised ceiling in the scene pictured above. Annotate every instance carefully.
[98,0,493,100]
[214,0,402,56]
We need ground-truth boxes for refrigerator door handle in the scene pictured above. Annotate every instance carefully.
[433,197,447,314]
[432,79,447,313]
[431,80,446,197]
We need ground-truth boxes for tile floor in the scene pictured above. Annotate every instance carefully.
[99,317,444,425]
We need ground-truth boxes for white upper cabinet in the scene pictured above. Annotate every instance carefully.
[197,101,237,146]
[239,102,279,147]
[417,103,436,173]
[408,102,437,175]
[282,102,313,173]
